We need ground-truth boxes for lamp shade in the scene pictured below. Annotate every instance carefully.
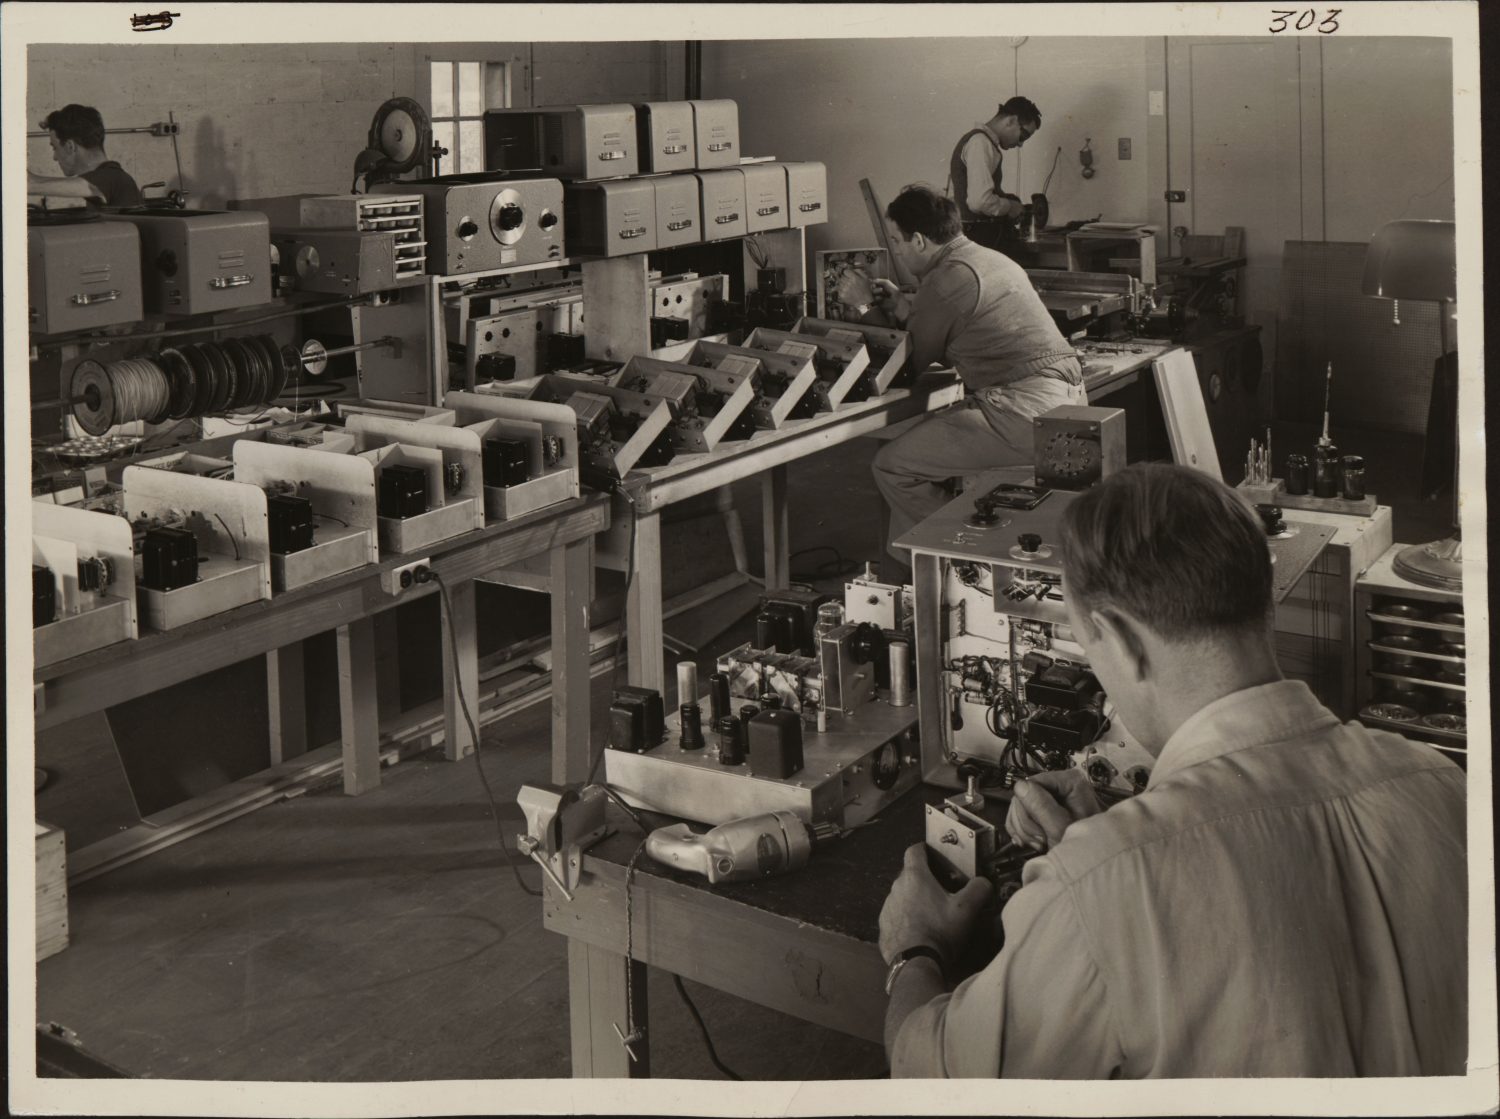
[1361,219,1456,302]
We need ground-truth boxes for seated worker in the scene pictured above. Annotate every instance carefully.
[878,464,1468,1078]
[834,185,1083,580]
[28,104,143,208]
[948,95,1041,250]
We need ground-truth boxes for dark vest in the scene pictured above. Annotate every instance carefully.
[949,128,1005,222]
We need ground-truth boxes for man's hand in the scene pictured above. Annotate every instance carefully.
[834,268,877,310]
[879,843,993,967]
[1005,768,1103,851]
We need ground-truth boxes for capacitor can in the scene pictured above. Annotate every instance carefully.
[676,660,698,708]
[708,672,731,722]
[888,641,911,707]
[1284,454,1310,496]
[680,703,705,750]
[1313,443,1341,498]
[715,715,745,765]
[1340,455,1366,501]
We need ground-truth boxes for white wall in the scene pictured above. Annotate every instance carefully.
[702,37,1152,257]
[1320,38,1455,241]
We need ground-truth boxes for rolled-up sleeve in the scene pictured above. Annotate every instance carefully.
[890,859,1123,1078]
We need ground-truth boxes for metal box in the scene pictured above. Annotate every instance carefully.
[27,220,144,334]
[374,175,564,274]
[109,208,272,315]
[635,101,697,173]
[294,193,427,282]
[742,163,790,234]
[1032,405,1127,490]
[271,228,402,295]
[696,169,747,241]
[688,99,740,169]
[778,161,829,228]
[564,179,658,257]
[651,174,702,249]
[484,104,638,180]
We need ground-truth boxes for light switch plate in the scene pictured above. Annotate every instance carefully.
[1118,137,1132,160]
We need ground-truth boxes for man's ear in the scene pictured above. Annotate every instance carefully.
[1090,606,1153,682]
[911,232,926,253]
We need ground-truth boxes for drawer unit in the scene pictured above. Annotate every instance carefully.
[1354,543,1468,764]
[564,179,657,257]
[295,193,427,282]
[695,169,747,241]
[635,101,697,174]
[110,208,272,315]
[689,99,740,169]
[27,219,144,334]
[484,104,638,180]
[374,175,563,274]
[651,174,702,249]
[741,162,790,233]
[777,161,829,227]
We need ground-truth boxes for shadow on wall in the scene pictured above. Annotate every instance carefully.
[190,115,237,209]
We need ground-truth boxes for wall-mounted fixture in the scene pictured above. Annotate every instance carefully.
[1080,139,1095,179]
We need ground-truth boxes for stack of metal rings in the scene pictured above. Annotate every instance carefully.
[70,334,303,436]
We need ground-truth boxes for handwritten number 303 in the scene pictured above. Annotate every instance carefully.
[1270,9,1341,33]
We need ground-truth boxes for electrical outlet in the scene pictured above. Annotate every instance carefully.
[1165,190,1187,203]
[380,558,432,595]
[1118,137,1132,160]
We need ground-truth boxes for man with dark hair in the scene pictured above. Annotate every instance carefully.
[29,104,142,207]
[834,184,1082,578]
[948,95,1041,249]
[878,463,1467,1078]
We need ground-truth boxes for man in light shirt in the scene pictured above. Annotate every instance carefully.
[948,96,1041,250]
[879,464,1468,1078]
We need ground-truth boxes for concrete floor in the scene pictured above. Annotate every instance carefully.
[33,420,1447,1082]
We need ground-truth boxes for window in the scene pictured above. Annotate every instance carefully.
[429,60,509,174]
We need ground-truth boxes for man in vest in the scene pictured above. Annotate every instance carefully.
[834,185,1083,580]
[949,96,1041,250]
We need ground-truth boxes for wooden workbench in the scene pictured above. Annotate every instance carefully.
[545,789,938,1077]
[34,492,610,876]
[609,371,965,694]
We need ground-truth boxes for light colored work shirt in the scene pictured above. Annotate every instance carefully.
[897,235,1079,390]
[961,126,1008,217]
[890,680,1468,1078]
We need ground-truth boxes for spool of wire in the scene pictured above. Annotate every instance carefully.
[70,357,172,435]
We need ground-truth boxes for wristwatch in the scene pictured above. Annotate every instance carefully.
[884,944,946,995]
[853,302,871,317]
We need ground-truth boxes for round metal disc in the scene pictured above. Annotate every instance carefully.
[279,345,303,396]
[252,336,288,401]
[378,108,422,163]
[250,336,277,404]
[201,342,234,413]
[181,344,215,415]
[300,339,329,377]
[236,337,266,406]
[158,348,195,419]
[222,338,254,408]
[70,359,116,436]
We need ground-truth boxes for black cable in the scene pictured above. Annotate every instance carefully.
[427,569,542,898]
[1041,145,1063,196]
[212,513,241,560]
[672,974,744,1080]
[788,544,858,583]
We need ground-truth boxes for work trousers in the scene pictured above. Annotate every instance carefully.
[873,374,1087,568]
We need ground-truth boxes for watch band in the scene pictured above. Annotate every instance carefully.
[884,944,945,996]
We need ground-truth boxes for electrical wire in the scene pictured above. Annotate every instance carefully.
[428,569,542,898]
[789,544,858,583]
[672,975,743,1080]
[1041,145,1062,196]
[212,512,241,560]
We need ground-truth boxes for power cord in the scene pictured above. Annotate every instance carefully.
[672,975,743,1080]
[422,567,542,898]
[789,544,858,583]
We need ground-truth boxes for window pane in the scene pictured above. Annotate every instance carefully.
[458,62,482,116]
[460,121,484,173]
[484,62,509,109]
[430,61,454,118]
[433,120,456,174]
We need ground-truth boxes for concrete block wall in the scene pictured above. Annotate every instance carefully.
[27,43,403,207]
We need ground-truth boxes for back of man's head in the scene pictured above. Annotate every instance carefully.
[42,104,106,150]
[886,184,963,244]
[997,95,1042,130]
[1060,463,1274,641]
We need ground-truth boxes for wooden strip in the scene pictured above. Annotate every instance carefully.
[568,939,650,1077]
[337,616,381,795]
[265,643,307,766]
[551,538,595,784]
[625,510,665,693]
[762,465,790,589]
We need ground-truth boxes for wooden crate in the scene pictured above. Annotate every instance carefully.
[36,821,69,961]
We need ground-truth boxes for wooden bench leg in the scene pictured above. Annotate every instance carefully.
[266,642,307,766]
[568,940,650,1078]
[762,464,790,589]
[625,508,664,694]
[336,616,380,795]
